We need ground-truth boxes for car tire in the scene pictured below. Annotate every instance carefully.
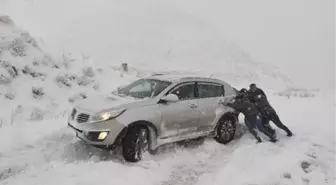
[122,125,149,162]
[214,116,236,144]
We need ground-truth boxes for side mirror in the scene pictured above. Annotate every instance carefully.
[160,94,179,103]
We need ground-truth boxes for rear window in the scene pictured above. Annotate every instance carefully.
[197,83,224,98]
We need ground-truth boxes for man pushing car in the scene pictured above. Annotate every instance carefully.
[248,83,293,137]
[224,89,277,143]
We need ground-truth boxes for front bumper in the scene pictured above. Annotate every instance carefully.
[67,118,126,147]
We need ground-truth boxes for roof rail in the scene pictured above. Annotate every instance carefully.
[151,73,164,76]
[181,76,200,79]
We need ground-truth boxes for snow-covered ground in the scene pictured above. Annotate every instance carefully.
[0,0,335,184]
[0,85,334,185]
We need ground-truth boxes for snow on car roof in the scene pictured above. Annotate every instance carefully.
[144,73,226,84]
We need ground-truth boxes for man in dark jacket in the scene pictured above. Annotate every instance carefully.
[248,83,267,101]
[247,83,276,135]
[224,89,277,143]
[248,84,293,137]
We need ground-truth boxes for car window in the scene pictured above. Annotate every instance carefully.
[170,83,195,101]
[117,79,172,99]
[129,81,151,92]
[197,83,224,98]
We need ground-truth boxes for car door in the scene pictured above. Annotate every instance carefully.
[159,82,199,139]
[196,81,225,132]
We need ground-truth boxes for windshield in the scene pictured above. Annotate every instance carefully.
[115,79,172,99]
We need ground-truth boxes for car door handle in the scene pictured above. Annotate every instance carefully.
[189,104,198,108]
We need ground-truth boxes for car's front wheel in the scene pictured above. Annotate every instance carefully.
[122,126,149,162]
[214,115,236,144]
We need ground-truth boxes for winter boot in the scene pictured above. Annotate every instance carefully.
[269,137,278,143]
[283,127,293,137]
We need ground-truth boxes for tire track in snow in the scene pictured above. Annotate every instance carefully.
[159,124,247,185]
[160,142,241,185]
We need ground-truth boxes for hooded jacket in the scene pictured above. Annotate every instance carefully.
[226,95,260,122]
[248,88,267,103]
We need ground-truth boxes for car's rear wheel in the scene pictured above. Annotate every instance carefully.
[214,116,236,144]
[122,126,149,162]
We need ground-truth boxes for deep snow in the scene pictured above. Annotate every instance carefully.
[0,1,335,185]
[0,89,334,185]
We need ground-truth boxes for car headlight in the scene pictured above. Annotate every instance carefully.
[92,109,126,121]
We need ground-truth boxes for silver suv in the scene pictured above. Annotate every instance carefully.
[68,74,238,162]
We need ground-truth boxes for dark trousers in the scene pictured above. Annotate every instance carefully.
[261,116,275,135]
[264,111,292,135]
[244,116,275,142]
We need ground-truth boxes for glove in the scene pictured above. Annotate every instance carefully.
[222,96,235,105]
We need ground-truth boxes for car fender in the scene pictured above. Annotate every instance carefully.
[115,120,159,150]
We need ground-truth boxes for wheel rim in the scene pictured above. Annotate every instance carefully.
[134,128,149,160]
[219,120,235,141]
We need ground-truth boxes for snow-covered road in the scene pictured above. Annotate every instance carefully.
[1,92,334,185]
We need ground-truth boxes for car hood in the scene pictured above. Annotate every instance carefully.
[74,93,149,113]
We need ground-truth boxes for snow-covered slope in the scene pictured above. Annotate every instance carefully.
[45,2,294,90]
[1,0,295,90]
[0,16,137,126]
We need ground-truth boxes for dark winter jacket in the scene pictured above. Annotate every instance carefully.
[248,88,267,103]
[253,94,276,118]
[226,96,260,122]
